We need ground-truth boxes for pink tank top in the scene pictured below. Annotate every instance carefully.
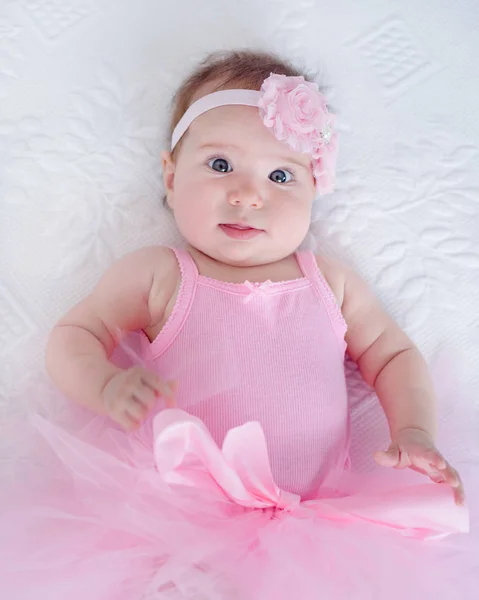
[140,248,350,500]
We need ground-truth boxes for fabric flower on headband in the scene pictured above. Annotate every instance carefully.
[258,74,338,195]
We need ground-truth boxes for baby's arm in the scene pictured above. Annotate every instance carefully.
[339,264,464,502]
[45,246,178,427]
[341,268,437,439]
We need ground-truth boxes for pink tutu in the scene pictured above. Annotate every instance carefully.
[1,404,478,600]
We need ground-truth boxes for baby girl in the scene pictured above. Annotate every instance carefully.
[46,50,463,503]
[2,50,474,600]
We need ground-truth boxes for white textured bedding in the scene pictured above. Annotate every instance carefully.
[1,0,478,474]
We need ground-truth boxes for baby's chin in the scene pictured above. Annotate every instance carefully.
[198,241,292,269]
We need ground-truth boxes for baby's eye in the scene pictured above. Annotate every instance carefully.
[208,158,232,173]
[269,169,293,184]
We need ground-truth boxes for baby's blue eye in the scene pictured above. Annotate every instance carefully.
[209,158,232,173]
[269,169,293,184]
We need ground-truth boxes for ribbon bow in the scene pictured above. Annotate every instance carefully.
[153,410,469,540]
[243,280,274,304]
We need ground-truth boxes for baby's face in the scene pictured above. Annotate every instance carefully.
[163,104,316,267]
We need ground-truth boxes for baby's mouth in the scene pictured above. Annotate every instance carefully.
[219,223,264,240]
[221,223,257,230]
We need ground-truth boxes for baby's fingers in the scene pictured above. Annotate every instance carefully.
[439,464,465,505]
[141,372,176,400]
[126,398,149,422]
[163,380,178,408]
[373,444,401,467]
[422,448,447,470]
[115,409,141,432]
[133,383,157,409]
[425,462,465,506]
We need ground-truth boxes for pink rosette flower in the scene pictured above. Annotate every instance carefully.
[258,73,338,195]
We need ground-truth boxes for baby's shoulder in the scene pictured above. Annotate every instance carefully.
[313,253,350,308]
[107,245,180,305]
[126,244,180,292]
[116,245,181,334]
[111,245,179,283]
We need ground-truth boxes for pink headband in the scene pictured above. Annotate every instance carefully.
[171,73,338,195]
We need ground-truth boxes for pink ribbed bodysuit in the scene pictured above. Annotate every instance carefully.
[140,248,350,499]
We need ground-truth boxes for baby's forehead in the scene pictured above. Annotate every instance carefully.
[190,104,265,138]
[187,105,307,163]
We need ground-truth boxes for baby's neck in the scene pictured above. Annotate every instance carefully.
[186,245,304,284]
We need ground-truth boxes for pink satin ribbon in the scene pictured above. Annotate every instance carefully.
[153,410,469,540]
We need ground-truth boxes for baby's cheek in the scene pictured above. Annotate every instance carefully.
[275,198,311,232]
[174,194,212,242]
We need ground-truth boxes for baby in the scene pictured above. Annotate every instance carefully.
[3,48,477,600]
[45,49,463,503]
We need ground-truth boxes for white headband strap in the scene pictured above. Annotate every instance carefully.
[171,89,261,150]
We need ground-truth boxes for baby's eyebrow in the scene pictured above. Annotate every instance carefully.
[197,142,310,170]
[198,142,239,152]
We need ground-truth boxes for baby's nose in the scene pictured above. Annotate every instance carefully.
[228,186,263,209]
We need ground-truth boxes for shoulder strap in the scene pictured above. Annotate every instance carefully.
[148,247,198,358]
[295,250,347,341]
[170,247,199,282]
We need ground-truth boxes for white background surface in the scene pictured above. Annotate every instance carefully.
[1,0,478,472]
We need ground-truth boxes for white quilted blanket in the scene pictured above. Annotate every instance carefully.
[1,0,478,474]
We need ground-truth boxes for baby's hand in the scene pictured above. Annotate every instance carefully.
[101,367,176,431]
[374,427,465,505]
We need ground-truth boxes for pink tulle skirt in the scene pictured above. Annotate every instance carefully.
[1,402,478,600]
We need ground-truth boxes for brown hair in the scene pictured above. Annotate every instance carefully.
[168,49,314,157]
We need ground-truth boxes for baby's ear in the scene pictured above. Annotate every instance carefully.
[161,151,176,207]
